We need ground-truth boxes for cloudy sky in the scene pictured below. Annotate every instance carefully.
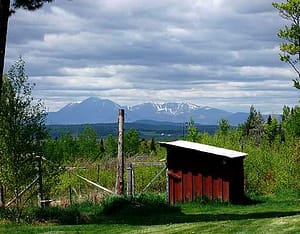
[4,0,299,113]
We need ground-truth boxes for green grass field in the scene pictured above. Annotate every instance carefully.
[1,194,300,234]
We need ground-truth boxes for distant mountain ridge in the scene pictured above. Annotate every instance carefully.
[47,97,250,125]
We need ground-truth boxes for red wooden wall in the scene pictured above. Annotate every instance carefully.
[167,147,244,204]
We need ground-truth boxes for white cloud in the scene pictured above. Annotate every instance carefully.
[5,0,299,113]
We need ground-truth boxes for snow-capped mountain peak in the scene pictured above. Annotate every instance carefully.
[47,97,247,125]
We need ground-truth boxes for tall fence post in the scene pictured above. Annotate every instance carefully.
[0,185,5,208]
[97,164,100,183]
[36,155,42,208]
[166,163,169,203]
[132,165,135,196]
[127,163,133,198]
[116,109,125,195]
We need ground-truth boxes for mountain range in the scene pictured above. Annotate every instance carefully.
[46,97,250,125]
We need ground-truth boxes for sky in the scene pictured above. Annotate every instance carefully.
[4,0,300,113]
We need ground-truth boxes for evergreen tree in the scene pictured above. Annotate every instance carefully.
[185,118,198,142]
[217,118,231,136]
[99,138,105,154]
[264,115,279,144]
[242,105,265,144]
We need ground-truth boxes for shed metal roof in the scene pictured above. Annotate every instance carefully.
[160,140,247,159]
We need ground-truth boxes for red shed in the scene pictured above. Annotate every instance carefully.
[160,140,247,204]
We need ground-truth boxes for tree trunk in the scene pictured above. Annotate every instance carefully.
[0,0,10,209]
[0,185,4,208]
[0,0,10,97]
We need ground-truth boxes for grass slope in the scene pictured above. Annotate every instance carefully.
[1,194,300,234]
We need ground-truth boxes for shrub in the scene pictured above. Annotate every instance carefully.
[101,196,129,215]
[25,206,81,224]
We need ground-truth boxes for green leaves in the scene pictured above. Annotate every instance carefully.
[217,118,231,136]
[124,128,139,157]
[78,125,99,160]
[273,0,300,87]
[0,57,48,209]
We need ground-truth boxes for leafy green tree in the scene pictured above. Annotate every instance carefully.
[0,57,47,209]
[45,132,78,163]
[124,128,140,157]
[61,132,78,161]
[0,0,54,96]
[139,138,157,155]
[273,0,300,88]
[104,135,118,158]
[77,125,99,160]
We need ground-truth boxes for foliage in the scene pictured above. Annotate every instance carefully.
[139,138,156,155]
[104,135,118,158]
[77,125,100,160]
[12,0,54,11]
[133,165,166,194]
[185,118,198,142]
[0,0,54,97]
[281,105,300,136]
[47,122,219,139]
[181,104,300,196]
[101,193,178,218]
[241,105,265,144]
[273,0,300,88]
[0,57,48,212]
[217,118,231,136]
[23,205,81,224]
[264,115,280,143]
[124,128,139,157]
[101,196,128,215]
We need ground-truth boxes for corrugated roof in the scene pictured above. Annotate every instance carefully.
[160,140,247,159]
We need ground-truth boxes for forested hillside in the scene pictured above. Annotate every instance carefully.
[47,121,219,140]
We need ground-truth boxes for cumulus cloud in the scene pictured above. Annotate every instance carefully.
[4,0,299,113]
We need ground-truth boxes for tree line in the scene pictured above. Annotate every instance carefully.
[45,126,157,163]
[185,104,300,195]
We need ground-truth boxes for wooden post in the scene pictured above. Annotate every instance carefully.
[36,155,42,208]
[68,170,72,205]
[116,109,124,195]
[166,163,169,203]
[0,185,5,208]
[127,163,133,198]
[132,166,135,196]
[97,165,100,183]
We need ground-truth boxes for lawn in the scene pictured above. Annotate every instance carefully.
[1,194,300,234]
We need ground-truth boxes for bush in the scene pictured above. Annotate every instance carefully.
[25,206,81,224]
[101,193,178,217]
[101,196,129,215]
